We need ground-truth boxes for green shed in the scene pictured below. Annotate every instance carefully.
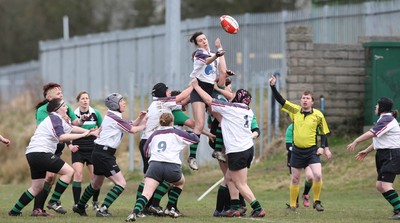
[363,42,400,126]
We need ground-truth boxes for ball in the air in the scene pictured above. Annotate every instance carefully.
[220,15,239,34]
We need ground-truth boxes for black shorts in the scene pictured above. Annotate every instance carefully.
[227,147,254,171]
[376,149,400,183]
[72,149,94,165]
[146,161,182,183]
[290,145,320,169]
[92,144,120,177]
[26,152,65,179]
[190,79,214,103]
[139,139,150,174]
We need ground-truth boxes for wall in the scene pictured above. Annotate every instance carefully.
[285,26,400,133]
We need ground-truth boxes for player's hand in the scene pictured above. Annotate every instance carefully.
[138,111,147,119]
[215,38,222,49]
[215,50,225,57]
[316,147,324,156]
[89,128,100,138]
[190,78,199,88]
[324,147,332,159]
[208,133,216,143]
[269,75,276,86]
[81,114,89,121]
[69,144,79,153]
[355,150,368,161]
[1,138,11,146]
[226,70,235,76]
[347,141,357,151]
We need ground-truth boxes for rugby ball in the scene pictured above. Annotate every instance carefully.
[220,15,239,34]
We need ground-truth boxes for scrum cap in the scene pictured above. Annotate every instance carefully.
[105,93,123,111]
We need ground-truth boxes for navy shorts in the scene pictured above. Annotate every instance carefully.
[72,149,94,165]
[190,79,214,103]
[227,147,254,171]
[26,152,65,179]
[92,145,120,177]
[146,161,182,183]
[376,149,400,183]
[290,145,320,169]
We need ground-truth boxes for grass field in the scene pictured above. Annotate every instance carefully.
[0,138,398,223]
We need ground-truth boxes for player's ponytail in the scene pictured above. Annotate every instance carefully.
[160,113,174,127]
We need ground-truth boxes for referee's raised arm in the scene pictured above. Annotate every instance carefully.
[268,75,285,106]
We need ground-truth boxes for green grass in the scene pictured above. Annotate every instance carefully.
[0,138,397,223]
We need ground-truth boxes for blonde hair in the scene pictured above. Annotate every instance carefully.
[46,87,62,100]
[159,113,174,126]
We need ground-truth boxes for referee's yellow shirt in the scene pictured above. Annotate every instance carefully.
[282,100,330,149]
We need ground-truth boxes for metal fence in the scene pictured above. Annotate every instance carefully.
[0,61,41,104]
[1,1,400,168]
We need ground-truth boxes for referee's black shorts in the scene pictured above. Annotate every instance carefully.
[290,145,320,169]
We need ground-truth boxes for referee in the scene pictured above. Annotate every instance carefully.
[269,74,332,212]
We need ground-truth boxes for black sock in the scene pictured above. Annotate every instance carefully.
[383,189,400,213]
[224,186,231,210]
[189,134,201,159]
[239,193,246,207]
[78,183,97,208]
[216,185,226,212]
[10,190,34,214]
[250,200,262,211]
[72,181,81,204]
[101,184,124,209]
[152,181,169,207]
[214,127,223,152]
[35,181,51,210]
[167,186,182,209]
[133,195,148,214]
[48,179,69,203]
[93,188,100,202]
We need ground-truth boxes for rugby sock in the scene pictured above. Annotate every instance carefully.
[35,181,52,209]
[250,199,262,211]
[101,184,124,209]
[224,186,231,210]
[383,189,400,212]
[216,185,226,212]
[214,127,223,152]
[239,193,246,207]
[133,195,148,214]
[189,134,201,159]
[10,190,34,214]
[230,199,240,210]
[93,188,100,202]
[303,181,313,195]
[312,180,323,201]
[136,183,144,200]
[289,183,299,207]
[48,179,69,203]
[78,183,97,208]
[152,181,169,207]
[166,187,182,209]
[72,181,81,204]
